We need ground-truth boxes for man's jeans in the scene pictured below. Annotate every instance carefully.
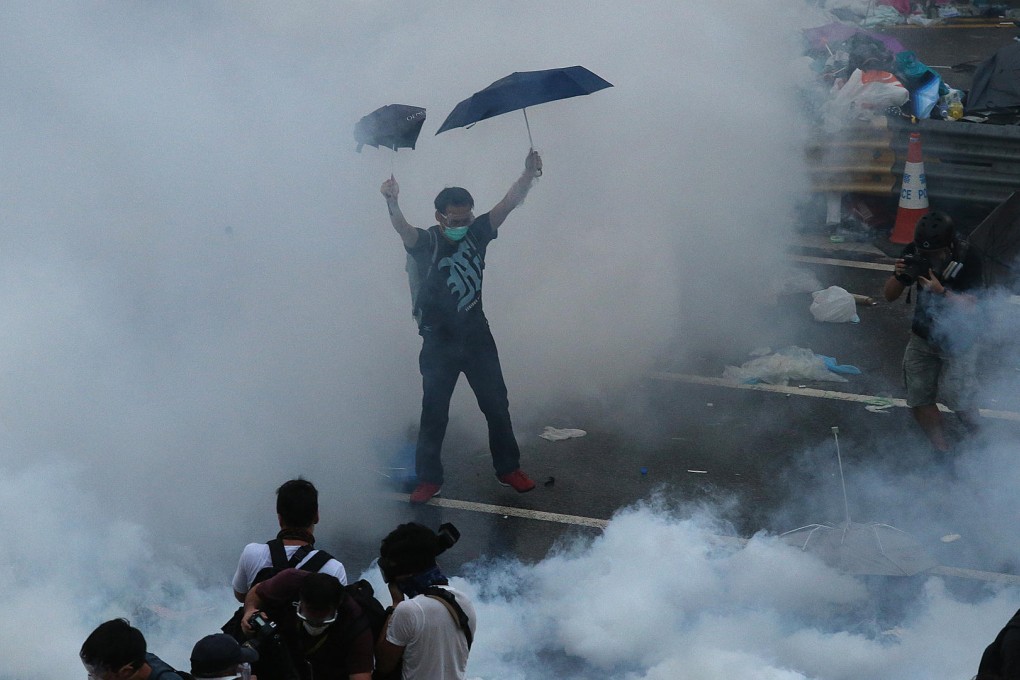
[415,323,521,484]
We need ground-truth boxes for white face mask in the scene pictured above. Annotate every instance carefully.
[303,621,330,636]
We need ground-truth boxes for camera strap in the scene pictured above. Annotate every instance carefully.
[425,586,473,649]
[267,539,315,571]
[299,626,332,656]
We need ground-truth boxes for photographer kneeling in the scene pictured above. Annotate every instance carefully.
[241,569,373,680]
[376,522,476,680]
[884,211,984,455]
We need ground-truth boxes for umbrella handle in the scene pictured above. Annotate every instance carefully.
[522,109,542,177]
[522,108,534,148]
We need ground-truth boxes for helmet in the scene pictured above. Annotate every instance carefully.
[913,211,955,250]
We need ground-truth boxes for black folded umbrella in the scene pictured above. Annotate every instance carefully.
[354,104,427,153]
[969,191,1020,291]
[435,66,612,147]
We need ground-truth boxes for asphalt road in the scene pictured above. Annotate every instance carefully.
[304,19,1020,617]
[873,21,1020,91]
[322,236,1020,585]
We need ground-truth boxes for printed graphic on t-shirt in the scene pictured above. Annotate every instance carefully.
[439,239,483,312]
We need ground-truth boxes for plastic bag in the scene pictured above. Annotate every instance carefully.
[810,286,860,323]
[894,51,947,118]
[722,346,848,386]
[823,69,907,131]
[913,72,942,119]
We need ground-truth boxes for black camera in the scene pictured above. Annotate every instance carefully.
[436,522,460,551]
[245,611,301,680]
[901,253,932,281]
[379,522,461,582]
[246,612,280,648]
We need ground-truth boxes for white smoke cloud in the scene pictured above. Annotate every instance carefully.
[445,500,1014,679]
[2,1,1019,679]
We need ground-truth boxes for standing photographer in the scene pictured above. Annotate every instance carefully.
[241,570,373,680]
[376,522,476,680]
[884,211,984,454]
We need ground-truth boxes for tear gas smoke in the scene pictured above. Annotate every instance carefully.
[1,2,1018,679]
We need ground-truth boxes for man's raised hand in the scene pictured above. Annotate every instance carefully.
[525,150,542,178]
[381,175,399,201]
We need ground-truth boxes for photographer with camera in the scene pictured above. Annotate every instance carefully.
[376,522,476,680]
[884,211,984,454]
[241,569,373,680]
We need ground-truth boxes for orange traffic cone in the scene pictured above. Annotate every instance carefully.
[890,131,929,244]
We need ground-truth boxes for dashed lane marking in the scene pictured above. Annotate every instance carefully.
[388,492,608,529]
[791,254,1020,304]
[388,494,1020,584]
[647,372,1020,422]
[793,254,893,271]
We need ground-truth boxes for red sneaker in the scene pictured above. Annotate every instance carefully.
[497,469,536,493]
[409,482,441,504]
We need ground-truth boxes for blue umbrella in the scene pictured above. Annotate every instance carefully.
[435,66,612,148]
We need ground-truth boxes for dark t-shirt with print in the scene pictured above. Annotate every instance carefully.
[900,240,983,344]
[406,212,497,335]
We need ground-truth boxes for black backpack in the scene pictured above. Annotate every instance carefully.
[251,539,335,586]
[340,580,397,680]
[150,666,194,680]
[977,607,1020,679]
[222,540,337,640]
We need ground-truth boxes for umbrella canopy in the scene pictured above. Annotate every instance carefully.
[968,191,1020,291]
[435,66,612,141]
[803,22,906,56]
[354,104,427,152]
[780,427,936,577]
[781,522,937,576]
[969,42,1020,111]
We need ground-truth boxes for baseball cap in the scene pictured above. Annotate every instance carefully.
[190,634,258,677]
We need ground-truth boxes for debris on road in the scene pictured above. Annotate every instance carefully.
[811,286,860,323]
[723,346,861,386]
[539,426,587,441]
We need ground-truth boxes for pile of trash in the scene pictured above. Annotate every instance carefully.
[804,7,1020,128]
[816,0,1019,27]
[803,23,965,129]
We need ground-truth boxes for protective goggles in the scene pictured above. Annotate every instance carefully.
[292,602,338,627]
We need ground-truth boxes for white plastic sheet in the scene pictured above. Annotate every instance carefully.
[722,346,849,386]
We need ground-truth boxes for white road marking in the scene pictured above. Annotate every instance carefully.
[388,492,608,529]
[791,254,1020,304]
[647,372,1020,422]
[793,254,894,271]
[388,493,1020,584]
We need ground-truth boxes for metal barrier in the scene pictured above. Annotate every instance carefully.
[888,117,1020,207]
[809,116,1020,210]
[807,120,897,196]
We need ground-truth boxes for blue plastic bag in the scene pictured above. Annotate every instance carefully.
[894,51,947,118]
